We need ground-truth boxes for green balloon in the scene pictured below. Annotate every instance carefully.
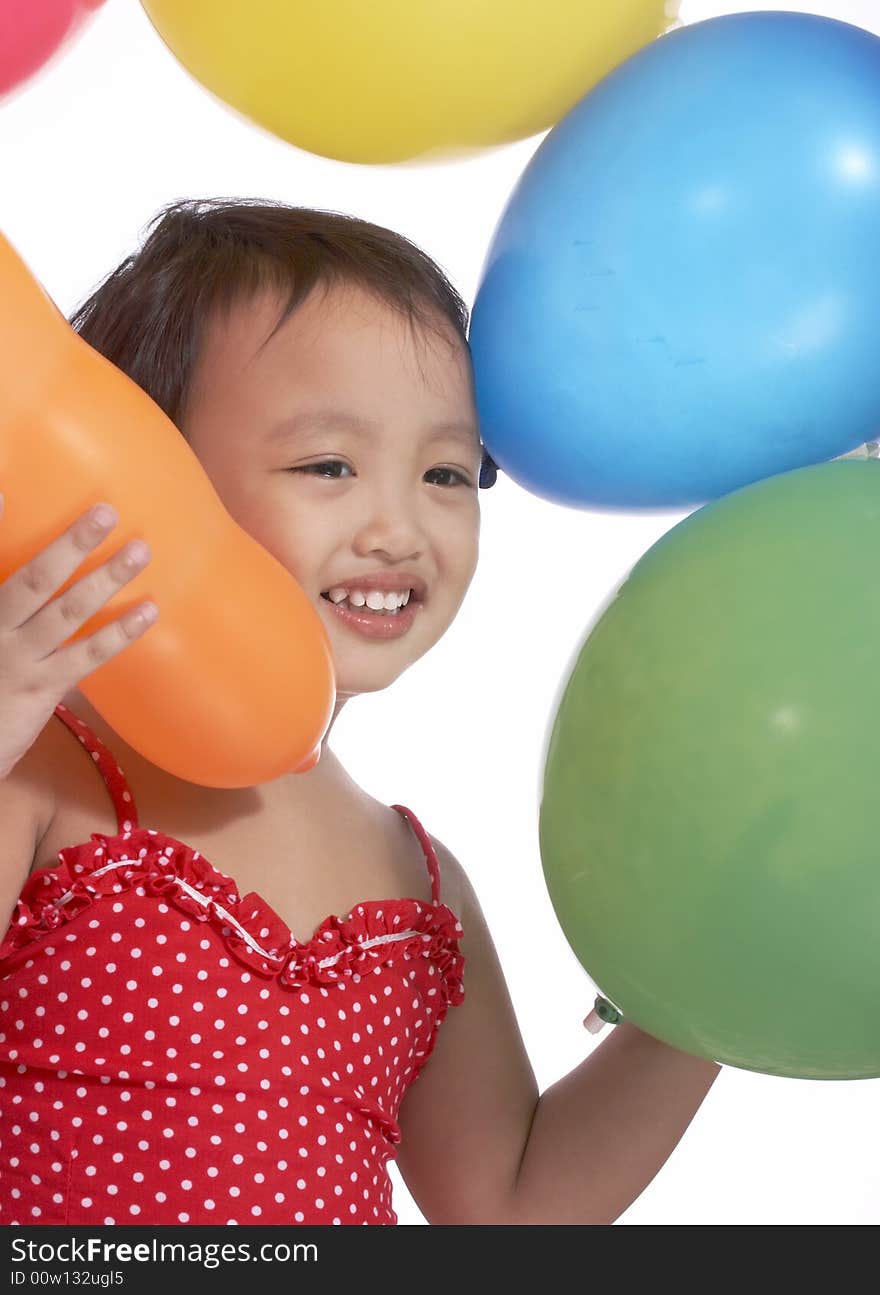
[539,460,880,1079]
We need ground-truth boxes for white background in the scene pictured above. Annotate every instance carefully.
[1,0,879,1225]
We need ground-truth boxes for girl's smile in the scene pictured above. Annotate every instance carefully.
[319,588,423,639]
[318,568,427,639]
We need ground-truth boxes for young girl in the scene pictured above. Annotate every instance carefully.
[0,198,720,1226]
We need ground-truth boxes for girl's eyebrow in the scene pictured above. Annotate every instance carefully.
[267,410,368,442]
[267,411,480,447]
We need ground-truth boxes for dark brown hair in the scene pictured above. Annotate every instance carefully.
[69,196,497,486]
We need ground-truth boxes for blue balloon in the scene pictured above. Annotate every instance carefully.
[469,12,880,510]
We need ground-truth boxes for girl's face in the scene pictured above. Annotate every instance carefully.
[182,281,482,705]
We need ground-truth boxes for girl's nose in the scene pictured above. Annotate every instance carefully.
[351,494,425,561]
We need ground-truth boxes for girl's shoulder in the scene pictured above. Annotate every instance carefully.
[23,697,118,880]
[13,710,69,866]
[421,829,470,919]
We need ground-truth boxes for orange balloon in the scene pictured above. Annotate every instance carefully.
[0,229,335,787]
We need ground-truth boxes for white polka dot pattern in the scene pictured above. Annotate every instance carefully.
[0,705,465,1226]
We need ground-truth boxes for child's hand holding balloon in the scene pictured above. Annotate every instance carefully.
[0,495,157,780]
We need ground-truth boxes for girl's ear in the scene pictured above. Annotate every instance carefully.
[478,449,498,489]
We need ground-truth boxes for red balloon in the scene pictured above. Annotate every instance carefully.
[0,0,106,100]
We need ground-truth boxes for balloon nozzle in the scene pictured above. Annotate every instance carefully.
[583,994,624,1033]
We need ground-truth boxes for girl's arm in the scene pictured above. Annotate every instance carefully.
[395,836,720,1225]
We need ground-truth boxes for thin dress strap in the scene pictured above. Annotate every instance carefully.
[390,804,442,906]
[52,702,140,836]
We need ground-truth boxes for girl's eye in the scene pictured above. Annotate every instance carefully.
[288,462,473,487]
[425,467,472,488]
[288,460,351,479]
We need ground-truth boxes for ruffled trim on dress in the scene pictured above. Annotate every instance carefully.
[0,828,466,1009]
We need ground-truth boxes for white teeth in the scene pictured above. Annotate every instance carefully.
[326,586,412,610]
[367,592,397,611]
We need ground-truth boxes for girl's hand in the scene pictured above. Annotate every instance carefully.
[0,496,158,779]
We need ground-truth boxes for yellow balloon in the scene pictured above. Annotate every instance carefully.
[140,0,678,165]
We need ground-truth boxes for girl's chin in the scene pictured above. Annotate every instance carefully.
[332,668,406,698]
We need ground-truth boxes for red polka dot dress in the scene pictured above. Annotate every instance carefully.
[0,703,466,1226]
